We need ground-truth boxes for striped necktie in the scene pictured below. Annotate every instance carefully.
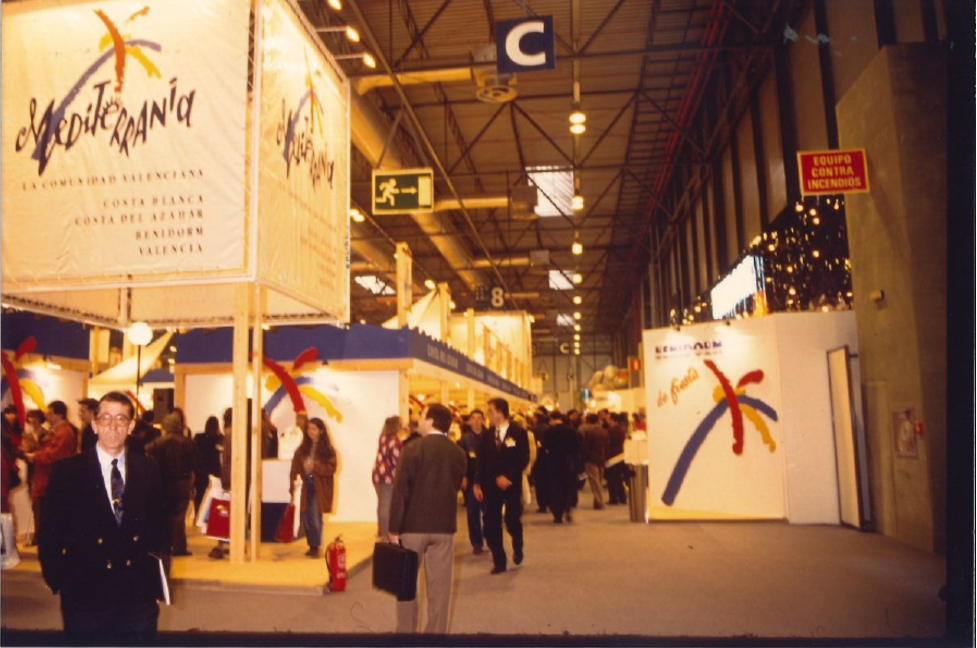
[110,458,125,526]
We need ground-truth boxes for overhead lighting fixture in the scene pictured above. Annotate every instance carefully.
[573,324,581,332]
[326,0,342,10]
[571,231,583,255]
[424,278,436,290]
[569,110,586,135]
[573,311,582,320]
[449,300,457,310]
[126,321,153,346]
[529,315,536,323]
[573,334,580,341]
[317,25,360,42]
[571,194,584,211]
[572,295,582,305]
[572,272,582,285]
[335,52,376,68]
[574,348,581,356]
[349,207,365,222]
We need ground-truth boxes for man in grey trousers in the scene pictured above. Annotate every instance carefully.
[388,402,467,633]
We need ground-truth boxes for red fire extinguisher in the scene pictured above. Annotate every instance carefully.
[325,535,347,593]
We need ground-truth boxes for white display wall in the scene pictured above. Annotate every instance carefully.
[183,368,398,523]
[642,311,858,524]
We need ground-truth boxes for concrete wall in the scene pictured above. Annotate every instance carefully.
[836,44,947,553]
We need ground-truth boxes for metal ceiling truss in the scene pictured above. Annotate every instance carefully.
[298,0,798,359]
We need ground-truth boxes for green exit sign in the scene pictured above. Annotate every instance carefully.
[372,168,435,215]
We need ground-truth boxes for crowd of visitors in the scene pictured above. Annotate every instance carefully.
[1,390,647,638]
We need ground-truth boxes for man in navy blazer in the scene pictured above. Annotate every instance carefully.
[39,391,169,643]
[474,397,530,574]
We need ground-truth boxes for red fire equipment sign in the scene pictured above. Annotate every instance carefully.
[797,149,869,196]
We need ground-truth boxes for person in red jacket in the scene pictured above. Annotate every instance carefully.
[24,401,76,543]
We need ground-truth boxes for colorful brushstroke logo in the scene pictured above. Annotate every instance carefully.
[14,7,196,176]
[0,337,46,425]
[262,348,342,423]
[274,52,337,190]
[661,359,779,506]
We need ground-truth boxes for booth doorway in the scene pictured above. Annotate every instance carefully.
[826,346,871,529]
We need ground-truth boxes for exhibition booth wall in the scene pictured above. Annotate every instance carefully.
[642,311,861,525]
[175,322,534,522]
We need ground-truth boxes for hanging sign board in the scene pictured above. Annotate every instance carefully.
[496,16,555,73]
[372,168,434,215]
[797,148,869,196]
[1,0,250,290]
[258,0,350,321]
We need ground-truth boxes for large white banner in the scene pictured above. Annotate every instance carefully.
[1,0,251,289]
[643,319,786,519]
[257,0,350,321]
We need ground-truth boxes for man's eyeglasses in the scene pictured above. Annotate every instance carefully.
[96,414,132,427]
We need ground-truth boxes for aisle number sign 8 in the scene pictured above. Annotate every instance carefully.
[474,285,506,310]
[490,287,505,308]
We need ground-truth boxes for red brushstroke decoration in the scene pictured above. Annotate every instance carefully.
[1,354,26,425]
[263,356,305,413]
[124,390,147,416]
[736,369,764,389]
[704,359,744,455]
[291,347,319,374]
[94,10,127,92]
[15,337,36,361]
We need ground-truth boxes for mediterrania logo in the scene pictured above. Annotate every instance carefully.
[274,52,336,190]
[13,7,196,176]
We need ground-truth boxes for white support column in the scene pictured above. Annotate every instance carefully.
[398,369,410,425]
[396,242,412,329]
[249,283,265,560]
[437,282,451,343]
[466,308,476,359]
[230,283,250,564]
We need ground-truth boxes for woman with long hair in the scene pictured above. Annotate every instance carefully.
[289,417,337,557]
[371,415,402,539]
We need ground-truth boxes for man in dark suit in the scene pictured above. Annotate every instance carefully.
[39,391,169,643]
[388,403,466,633]
[474,397,530,574]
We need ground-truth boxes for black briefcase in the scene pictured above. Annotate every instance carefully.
[372,541,418,602]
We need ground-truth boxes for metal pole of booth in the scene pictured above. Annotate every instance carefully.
[135,345,142,409]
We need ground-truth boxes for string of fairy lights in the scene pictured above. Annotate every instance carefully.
[680,194,853,326]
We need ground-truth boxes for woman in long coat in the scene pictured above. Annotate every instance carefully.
[289,417,337,557]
